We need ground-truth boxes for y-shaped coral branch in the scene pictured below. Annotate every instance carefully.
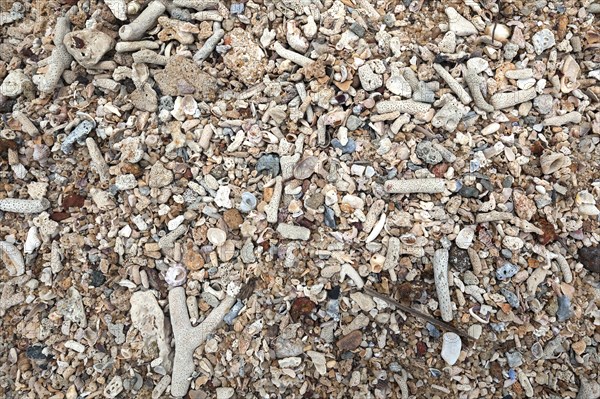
[169,284,239,397]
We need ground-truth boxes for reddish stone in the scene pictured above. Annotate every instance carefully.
[289,297,315,322]
[50,212,70,221]
[416,341,427,357]
[336,330,362,352]
[537,218,558,245]
[62,193,85,208]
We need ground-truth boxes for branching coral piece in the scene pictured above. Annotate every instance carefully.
[169,284,238,397]
[36,17,73,93]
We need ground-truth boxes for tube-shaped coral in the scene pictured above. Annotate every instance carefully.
[86,138,110,182]
[169,284,238,397]
[119,0,166,41]
[173,0,218,10]
[384,178,446,194]
[375,100,431,115]
[363,199,385,234]
[433,64,472,105]
[0,198,50,213]
[383,237,401,271]
[36,17,73,93]
[193,22,224,63]
[464,68,494,112]
[490,87,536,110]
[433,249,453,322]
[273,42,313,67]
[265,176,282,223]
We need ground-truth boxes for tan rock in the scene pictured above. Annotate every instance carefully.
[336,330,362,351]
[63,29,115,68]
[154,56,218,101]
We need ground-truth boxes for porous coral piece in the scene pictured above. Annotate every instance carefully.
[0,198,50,213]
[130,291,172,372]
[119,0,166,41]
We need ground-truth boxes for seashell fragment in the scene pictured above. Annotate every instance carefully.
[207,228,227,247]
[293,156,318,180]
[165,264,187,286]
[24,226,42,254]
[441,332,462,366]
[540,152,570,175]
[455,227,474,249]
[445,7,477,36]
[239,192,257,213]
[0,241,25,276]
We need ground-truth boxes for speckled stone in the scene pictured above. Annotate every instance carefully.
[223,28,267,85]
[154,56,218,101]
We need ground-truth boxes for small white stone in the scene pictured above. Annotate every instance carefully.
[207,228,227,246]
[216,387,235,399]
[214,186,232,208]
[351,164,366,176]
[579,204,600,216]
[24,226,42,254]
[441,332,462,366]
[466,57,489,74]
[306,351,327,375]
[278,357,302,368]
[64,340,86,353]
[167,215,185,231]
[115,174,137,190]
[517,78,536,90]
[455,227,475,249]
[438,31,457,53]
[445,7,478,36]
[468,324,482,340]
[350,292,376,312]
[502,236,524,251]
[119,224,132,238]
[386,74,411,97]
[132,215,148,231]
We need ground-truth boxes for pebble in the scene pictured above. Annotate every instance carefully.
[496,263,519,281]
[533,94,554,114]
[337,330,362,351]
[506,351,523,368]
[556,295,573,322]
[458,186,480,198]
[331,138,357,154]
[256,153,280,176]
[579,246,600,273]
[346,115,363,131]
[449,246,471,271]
[415,141,442,165]
[455,227,475,249]
[148,162,173,188]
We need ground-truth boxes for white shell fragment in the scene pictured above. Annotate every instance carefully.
[441,332,462,366]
